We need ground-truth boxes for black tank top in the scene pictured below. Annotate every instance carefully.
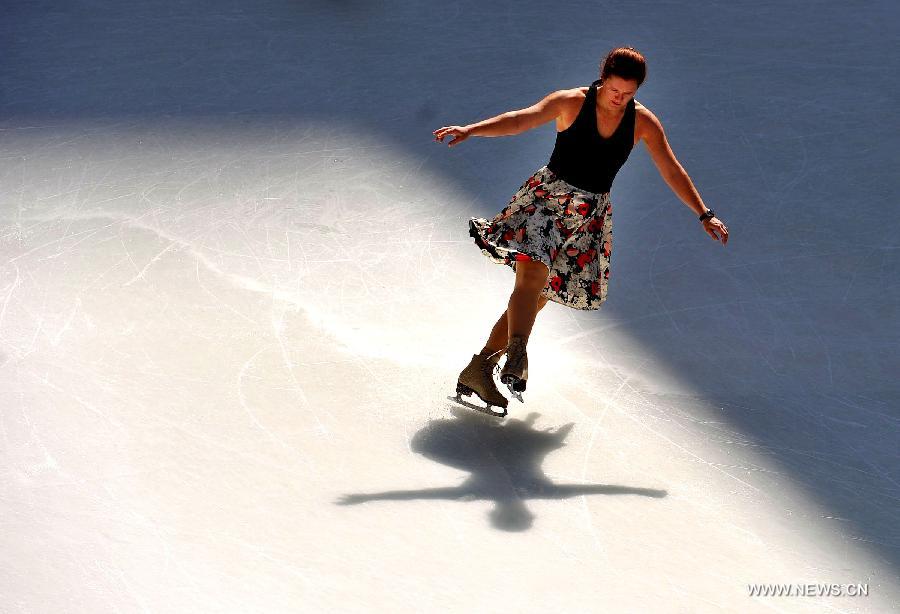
[546,79,636,193]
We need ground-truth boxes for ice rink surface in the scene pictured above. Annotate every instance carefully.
[1,1,898,612]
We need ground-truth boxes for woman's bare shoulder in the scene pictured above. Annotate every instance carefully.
[546,85,588,97]
[634,101,665,141]
[634,101,660,124]
[553,86,589,110]
[572,85,590,97]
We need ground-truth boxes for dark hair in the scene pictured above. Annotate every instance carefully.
[599,46,647,87]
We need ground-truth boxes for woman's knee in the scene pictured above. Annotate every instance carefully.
[515,261,550,289]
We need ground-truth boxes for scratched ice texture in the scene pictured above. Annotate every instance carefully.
[1,1,898,612]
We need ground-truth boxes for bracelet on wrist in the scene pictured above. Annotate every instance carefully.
[698,209,715,222]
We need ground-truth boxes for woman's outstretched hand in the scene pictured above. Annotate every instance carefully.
[702,216,729,246]
[433,125,471,147]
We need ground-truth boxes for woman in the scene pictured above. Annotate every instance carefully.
[434,47,729,414]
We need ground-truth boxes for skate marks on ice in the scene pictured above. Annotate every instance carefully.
[336,410,666,532]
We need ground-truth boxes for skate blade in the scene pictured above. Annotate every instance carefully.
[505,385,524,403]
[447,394,508,418]
[500,378,525,403]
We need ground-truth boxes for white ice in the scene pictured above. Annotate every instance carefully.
[1,1,898,612]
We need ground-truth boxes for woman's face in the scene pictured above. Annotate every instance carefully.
[598,75,639,111]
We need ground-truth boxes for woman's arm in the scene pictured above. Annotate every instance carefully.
[639,107,729,245]
[434,90,568,147]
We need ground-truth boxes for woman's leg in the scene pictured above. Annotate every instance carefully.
[480,296,549,355]
[497,260,548,392]
[508,260,550,338]
[480,263,551,355]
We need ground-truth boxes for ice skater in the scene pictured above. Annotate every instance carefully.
[434,47,729,416]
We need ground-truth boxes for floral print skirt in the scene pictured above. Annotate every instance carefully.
[468,165,613,310]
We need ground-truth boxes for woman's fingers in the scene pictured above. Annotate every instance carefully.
[706,223,728,245]
[713,220,728,245]
[703,220,727,244]
[433,126,454,139]
[435,130,466,146]
[433,126,467,146]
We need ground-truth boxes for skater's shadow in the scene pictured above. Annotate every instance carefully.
[336,408,667,531]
